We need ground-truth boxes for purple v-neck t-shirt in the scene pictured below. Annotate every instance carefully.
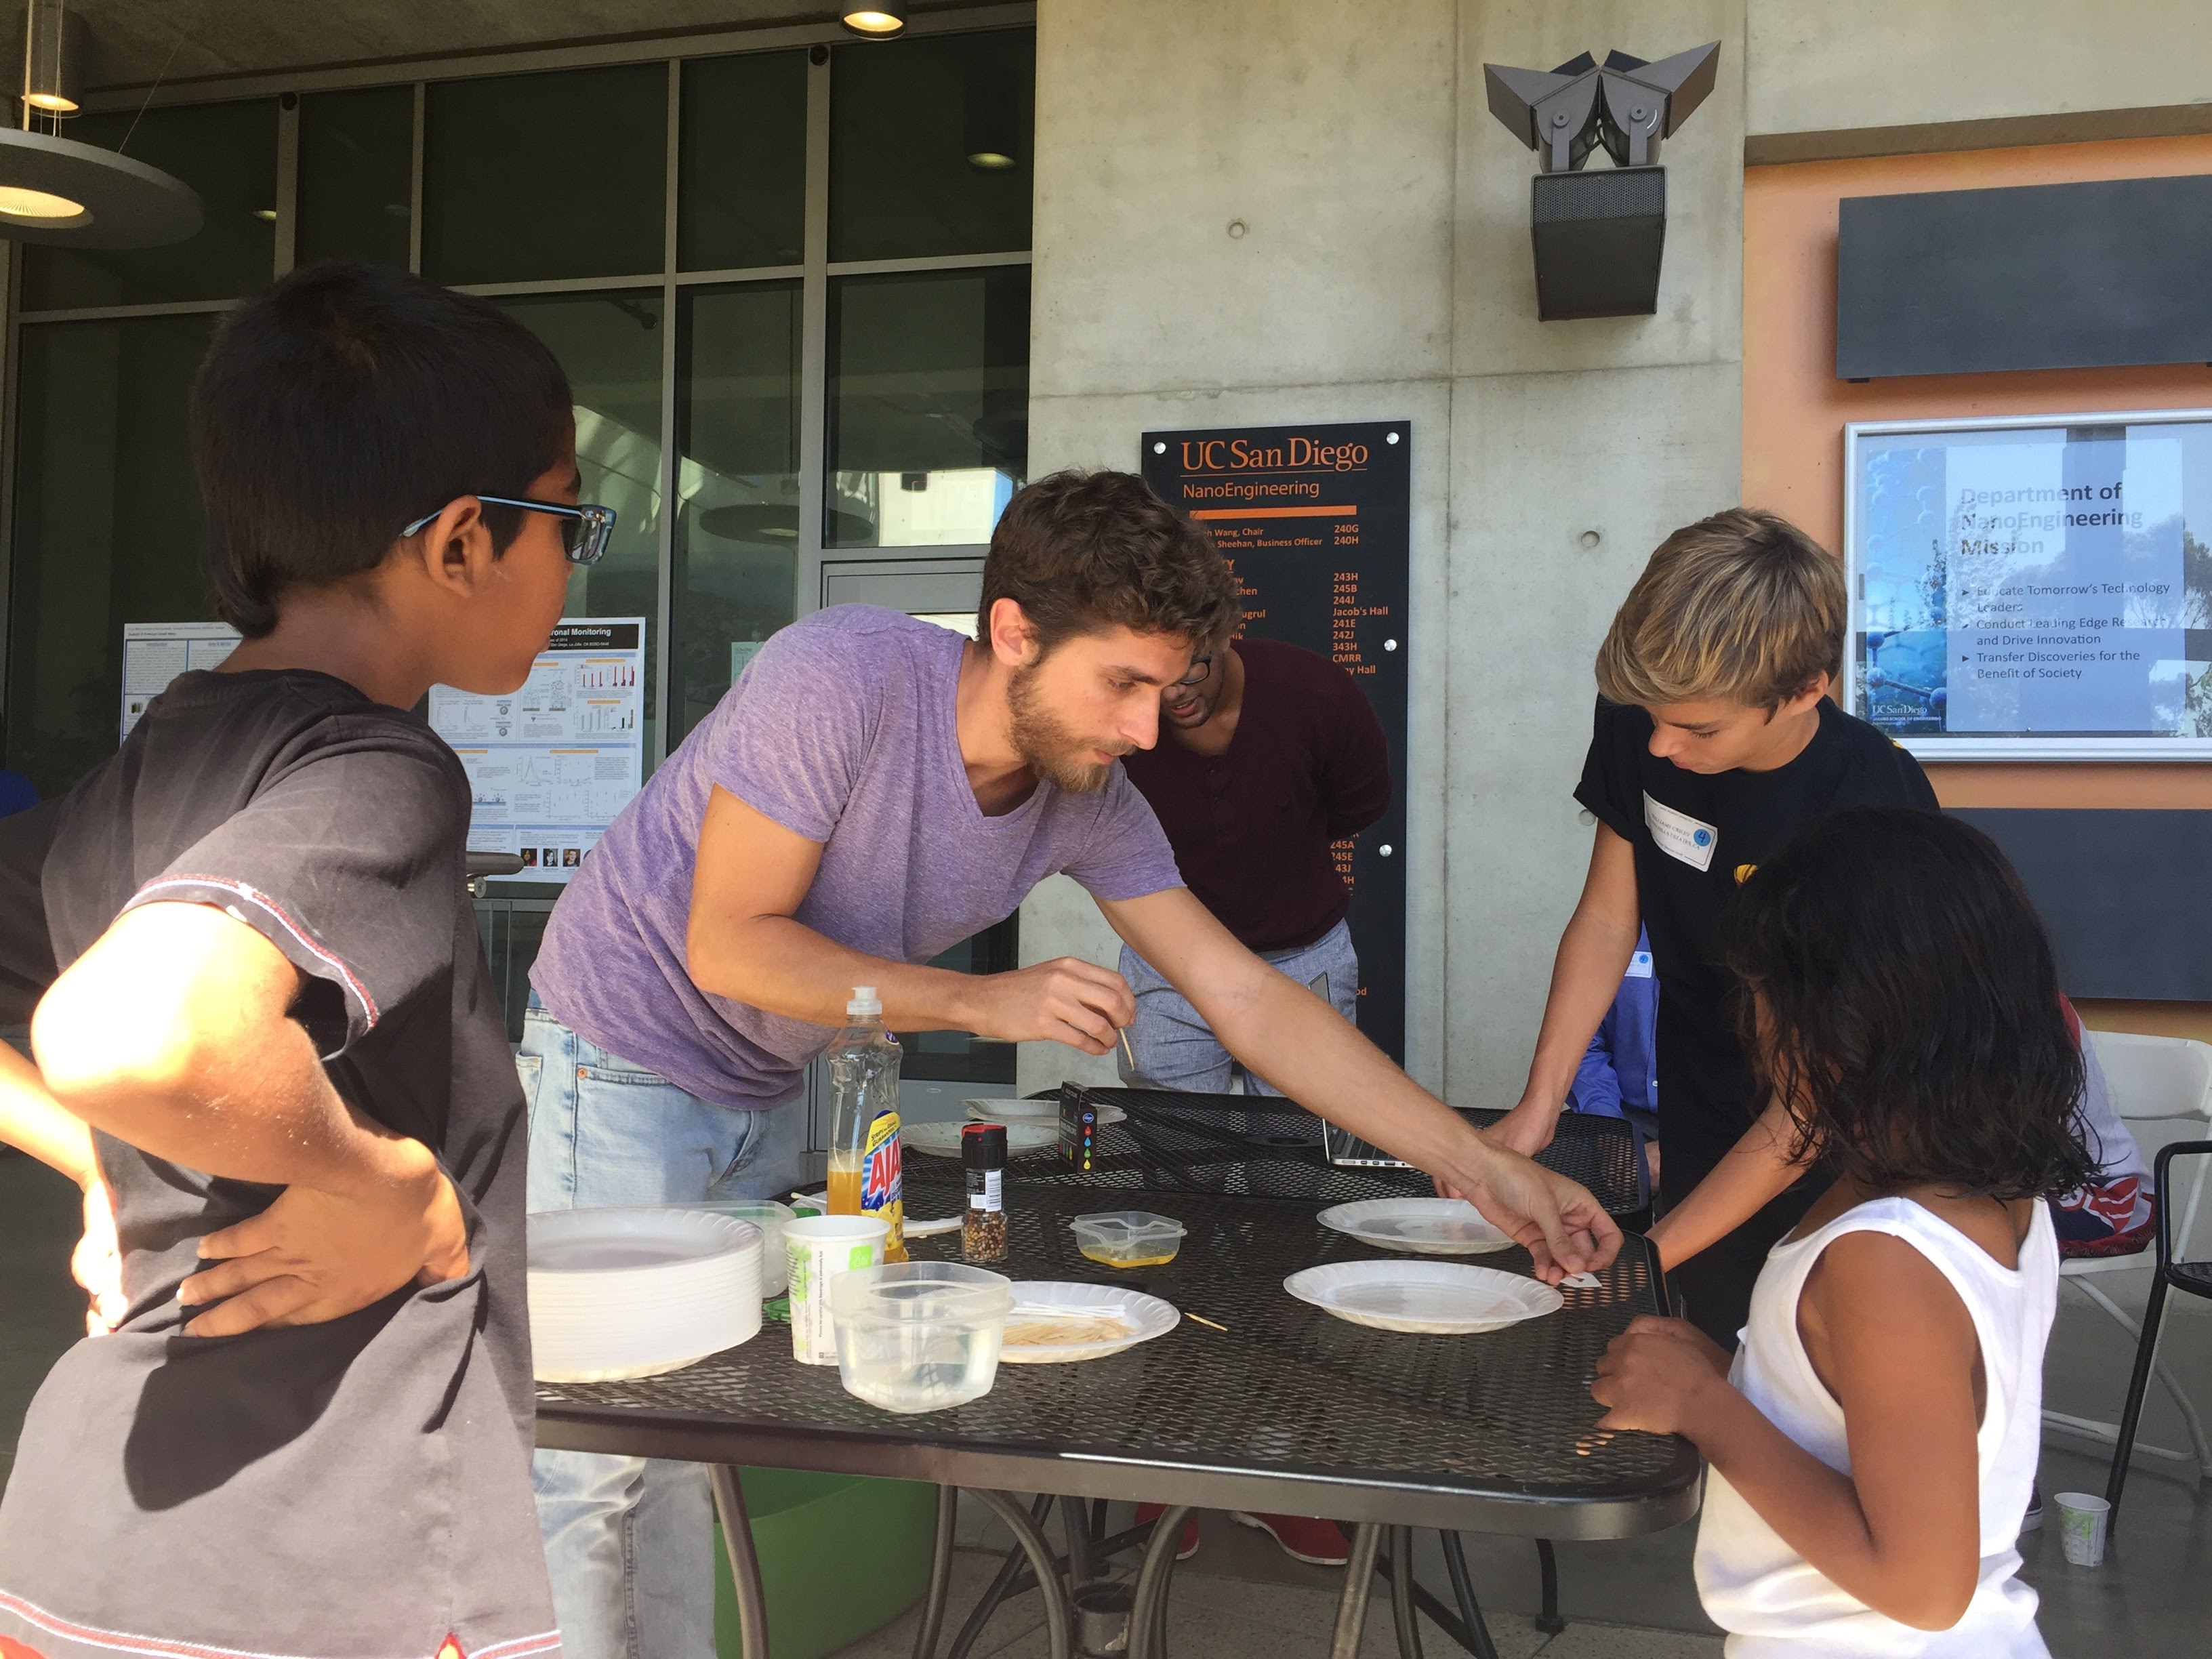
[531,605,1185,1109]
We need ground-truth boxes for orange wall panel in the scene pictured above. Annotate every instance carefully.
[1744,136,2212,1038]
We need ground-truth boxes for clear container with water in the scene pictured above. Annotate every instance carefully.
[828,1261,1013,1414]
[826,985,905,1261]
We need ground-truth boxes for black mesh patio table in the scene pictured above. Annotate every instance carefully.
[535,1124,1696,1659]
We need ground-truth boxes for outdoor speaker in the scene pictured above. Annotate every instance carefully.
[1530,166,1666,321]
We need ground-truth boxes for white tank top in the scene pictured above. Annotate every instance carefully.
[1694,1195,2057,1658]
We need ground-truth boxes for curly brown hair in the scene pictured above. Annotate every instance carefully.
[979,470,1240,656]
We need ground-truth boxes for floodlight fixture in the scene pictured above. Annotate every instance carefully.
[1480,42,1721,321]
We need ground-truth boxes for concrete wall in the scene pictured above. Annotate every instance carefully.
[1016,0,1747,1104]
[1744,0,2212,158]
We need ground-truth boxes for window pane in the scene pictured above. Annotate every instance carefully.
[674,282,800,742]
[493,292,665,762]
[297,85,413,269]
[423,65,665,285]
[20,102,276,310]
[828,29,1033,263]
[8,316,218,796]
[678,52,806,272]
[826,267,1028,548]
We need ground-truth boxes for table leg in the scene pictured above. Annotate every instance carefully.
[970,1490,1072,1659]
[1534,1540,1564,1635]
[1126,1502,1194,1659]
[1439,1534,1501,1659]
[1329,1522,1384,1659]
[1060,1494,1100,1586]
[708,1465,771,1659]
[910,1484,958,1659]
[1387,1526,1425,1659]
[945,1493,1052,1659]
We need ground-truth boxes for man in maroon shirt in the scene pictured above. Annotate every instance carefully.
[1120,628,1391,1570]
[1117,631,1392,1094]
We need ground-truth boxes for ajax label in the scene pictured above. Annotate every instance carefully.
[1643,793,1719,873]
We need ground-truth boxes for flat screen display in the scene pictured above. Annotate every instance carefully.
[1845,411,2212,759]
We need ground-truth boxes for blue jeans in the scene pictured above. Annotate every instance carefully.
[520,1008,808,1659]
[1116,918,1360,1095]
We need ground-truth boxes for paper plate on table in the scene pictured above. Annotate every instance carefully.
[1284,1260,1561,1335]
[998,1281,1179,1363]
[906,1120,1060,1158]
[1317,1197,1514,1256]
[966,1097,1126,1127]
[528,1207,763,1382]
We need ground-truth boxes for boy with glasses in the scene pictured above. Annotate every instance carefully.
[0,263,585,1659]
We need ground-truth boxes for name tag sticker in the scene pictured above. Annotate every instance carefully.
[1626,951,1654,979]
[1643,792,1719,872]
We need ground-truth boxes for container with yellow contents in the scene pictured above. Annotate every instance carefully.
[1069,1210,1187,1270]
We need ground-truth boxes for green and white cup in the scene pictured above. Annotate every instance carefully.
[2053,1492,2110,1566]
[784,1214,890,1365]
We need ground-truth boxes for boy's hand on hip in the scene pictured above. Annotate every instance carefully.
[73,1174,126,1337]
[965,958,1136,1055]
[178,1136,469,1338]
[1591,1315,1734,1435]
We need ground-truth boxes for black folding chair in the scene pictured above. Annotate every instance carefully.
[2106,1138,2212,1534]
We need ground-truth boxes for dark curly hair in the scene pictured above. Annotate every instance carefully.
[1725,806,2095,1201]
[979,470,1239,657]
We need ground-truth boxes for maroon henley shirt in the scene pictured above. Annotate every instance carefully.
[1120,637,1392,954]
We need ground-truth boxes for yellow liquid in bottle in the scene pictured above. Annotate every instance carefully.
[826,1158,863,1217]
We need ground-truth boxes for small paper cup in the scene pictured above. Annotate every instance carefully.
[2053,1492,2110,1566]
[783,1214,890,1365]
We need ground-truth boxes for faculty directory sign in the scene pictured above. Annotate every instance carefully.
[1141,420,1411,1063]
[1845,411,2212,759]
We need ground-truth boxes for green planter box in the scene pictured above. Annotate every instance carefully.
[712,1469,937,1659]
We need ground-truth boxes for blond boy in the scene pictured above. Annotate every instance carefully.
[1492,508,1937,1346]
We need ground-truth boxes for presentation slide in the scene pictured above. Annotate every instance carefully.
[1849,414,2212,756]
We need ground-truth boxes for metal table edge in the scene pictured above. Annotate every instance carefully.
[533,1402,1705,1540]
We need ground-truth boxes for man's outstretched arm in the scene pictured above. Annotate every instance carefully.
[1098,885,1621,1279]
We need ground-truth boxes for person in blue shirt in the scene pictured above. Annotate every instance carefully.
[1567,926,1659,1180]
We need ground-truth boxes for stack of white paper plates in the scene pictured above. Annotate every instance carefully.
[907,1120,1059,1158]
[965,1097,1127,1127]
[529,1207,763,1382]
[1284,1260,1561,1335]
[1316,1197,1514,1256]
[998,1281,1180,1364]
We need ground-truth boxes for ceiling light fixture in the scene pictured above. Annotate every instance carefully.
[839,4,907,39]
[20,0,84,117]
[0,1,201,247]
[966,150,1015,170]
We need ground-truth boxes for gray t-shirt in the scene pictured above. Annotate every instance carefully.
[531,606,1185,1107]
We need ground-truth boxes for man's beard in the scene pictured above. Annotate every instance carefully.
[1007,661,1117,794]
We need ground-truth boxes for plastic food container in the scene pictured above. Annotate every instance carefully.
[1069,1211,1187,1270]
[685,1197,796,1295]
[828,1261,1015,1414]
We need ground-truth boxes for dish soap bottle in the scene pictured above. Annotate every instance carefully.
[826,985,905,1261]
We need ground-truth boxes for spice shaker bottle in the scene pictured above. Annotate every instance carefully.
[961,1122,1008,1264]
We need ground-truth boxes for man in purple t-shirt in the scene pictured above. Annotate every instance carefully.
[521,470,1621,1658]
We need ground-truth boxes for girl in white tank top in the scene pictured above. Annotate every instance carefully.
[1591,807,2094,1658]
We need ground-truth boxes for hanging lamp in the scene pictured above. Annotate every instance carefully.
[0,0,199,247]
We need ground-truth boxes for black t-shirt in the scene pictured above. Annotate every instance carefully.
[1574,696,1938,1187]
[0,671,556,1659]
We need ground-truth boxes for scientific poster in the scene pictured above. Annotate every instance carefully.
[430,618,646,885]
[120,621,240,740]
[1849,413,2212,758]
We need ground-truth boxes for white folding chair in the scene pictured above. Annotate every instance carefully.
[2042,1030,2212,1481]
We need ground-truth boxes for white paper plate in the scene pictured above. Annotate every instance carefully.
[997,1281,1179,1363]
[529,1207,764,1381]
[906,1120,1060,1158]
[1316,1197,1514,1256]
[965,1097,1126,1127]
[1284,1260,1561,1335]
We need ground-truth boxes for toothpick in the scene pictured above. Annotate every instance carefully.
[1185,1313,1228,1332]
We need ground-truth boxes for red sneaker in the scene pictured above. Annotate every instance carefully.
[1134,1502,1200,1560]
[1231,1511,1351,1567]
